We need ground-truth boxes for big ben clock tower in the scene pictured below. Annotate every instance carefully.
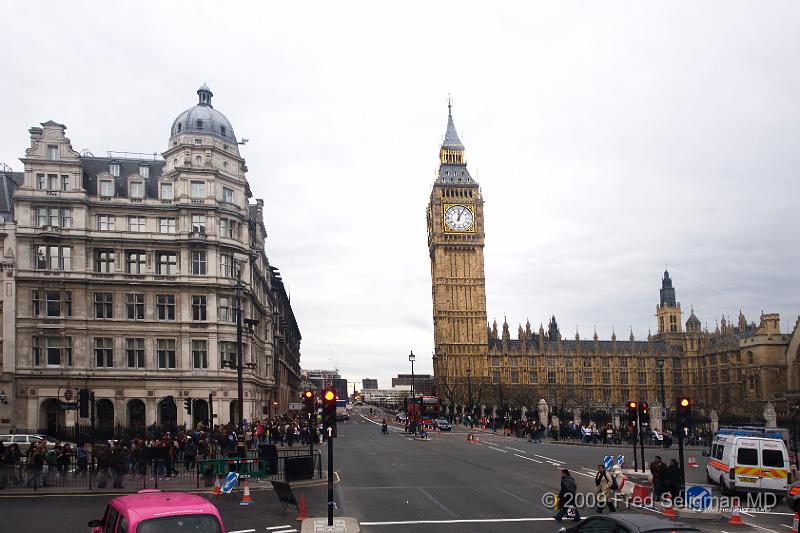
[427,102,488,402]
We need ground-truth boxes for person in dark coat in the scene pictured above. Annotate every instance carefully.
[650,455,668,501]
[555,469,581,521]
[665,458,681,500]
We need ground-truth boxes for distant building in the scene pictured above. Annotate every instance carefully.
[361,386,411,405]
[362,378,378,390]
[303,369,340,391]
[392,374,434,396]
[332,378,348,402]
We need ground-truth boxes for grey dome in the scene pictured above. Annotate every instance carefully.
[170,85,236,143]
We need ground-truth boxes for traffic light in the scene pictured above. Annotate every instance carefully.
[626,400,638,424]
[322,388,337,438]
[184,398,192,414]
[677,397,692,434]
[302,390,315,413]
[638,401,650,425]
[78,389,90,418]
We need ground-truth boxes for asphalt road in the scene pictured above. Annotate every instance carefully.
[0,408,795,533]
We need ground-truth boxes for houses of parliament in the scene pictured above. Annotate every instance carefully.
[427,105,800,419]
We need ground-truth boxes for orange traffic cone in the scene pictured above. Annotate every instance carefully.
[466,433,472,442]
[296,493,308,521]
[688,456,699,467]
[662,503,677,518]
[728,508,744,526]
[211,474,221,496]
[239,478,254,505]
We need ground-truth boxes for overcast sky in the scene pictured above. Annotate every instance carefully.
[2,2,798,390]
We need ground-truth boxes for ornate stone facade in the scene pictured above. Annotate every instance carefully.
[428,107,800,419]
[1,86,302,434]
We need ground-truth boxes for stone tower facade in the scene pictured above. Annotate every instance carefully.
[656,270,682,335]
[428,103,488,400]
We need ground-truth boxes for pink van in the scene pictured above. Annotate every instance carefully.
[87,490,226,533]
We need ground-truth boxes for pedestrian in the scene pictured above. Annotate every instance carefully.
[650,455,667,501]
[554,468,580,521]
[594,464,616,513]
[665,458,681,500]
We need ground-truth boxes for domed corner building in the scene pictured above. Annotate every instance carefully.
[2,85,303,437]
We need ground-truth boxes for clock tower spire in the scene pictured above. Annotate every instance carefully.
[428,102,488,407]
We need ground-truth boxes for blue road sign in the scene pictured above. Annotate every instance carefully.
[617,455,624,466]
[222,472,239,494]
[685,485,713,510]
[603,455,613,469]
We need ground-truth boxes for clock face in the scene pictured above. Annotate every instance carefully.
[444,204,475,231]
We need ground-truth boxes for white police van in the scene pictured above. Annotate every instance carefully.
[706,427,789,495]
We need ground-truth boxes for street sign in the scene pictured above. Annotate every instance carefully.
[603,455,613,469]
[59,402,78,410]
[288,402,302,411]
[685,485,713,510]
[617,455,624,467]
[222,472,239,494]
[327,427,333,437]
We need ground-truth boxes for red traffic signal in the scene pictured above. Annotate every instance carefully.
[640,402,649,414]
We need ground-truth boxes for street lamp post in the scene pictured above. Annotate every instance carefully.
[657,357,666,428]
[409,351,416,435]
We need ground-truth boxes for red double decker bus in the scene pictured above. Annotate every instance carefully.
[406,396,441,425]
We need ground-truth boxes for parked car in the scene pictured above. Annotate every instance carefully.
[395,412,407,423]
[88,490,225,533]
[433,418,452,431]
[559,513,702,533]
[0,434,75,454]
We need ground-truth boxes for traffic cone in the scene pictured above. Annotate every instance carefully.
[296,493,308,521]
[211,474,221,496]
[728,508,744,526]
[662,502,677,518]
[792,512,798,533]
[688,456,699,468]
[466,433,472,442]
[239,478,254,505]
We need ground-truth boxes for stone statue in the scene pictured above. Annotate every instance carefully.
[537,399,548,426]
[764,402,777,429]
[710,410,719,434]
[650,402,663,433]
[573,408,581,426]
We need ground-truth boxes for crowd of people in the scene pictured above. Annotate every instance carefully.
[0,414,324,490]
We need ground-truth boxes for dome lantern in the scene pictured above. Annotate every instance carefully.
[170,84,236,143]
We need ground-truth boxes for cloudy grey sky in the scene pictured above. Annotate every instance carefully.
[1,2,798,389]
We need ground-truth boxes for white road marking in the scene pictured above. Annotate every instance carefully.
[779,525,792,529]
[572,471,595,478]
[749,512,795,516]
[547,461,562,466]
[746,523,781,533]
[360,517,556,525]
[229,529,256,533]
[514,453,543,463]
[505,446,527,453]
[488,446,508,453]
[272,530,297,533]
[266,527,292,531]
[534,454,564,463]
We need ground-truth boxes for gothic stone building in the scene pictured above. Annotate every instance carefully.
[428,107,800,420]
[1,85,302,435]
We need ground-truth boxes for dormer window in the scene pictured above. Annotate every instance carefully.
[139,165,149,179]
[129,181,144,199]
[220,126,227,136]
[48,145,59,161]
[160,182,173,200]
[177,123,182,132]
[196,119,204,129]
[109,163,120,177]
[99,180,114,197]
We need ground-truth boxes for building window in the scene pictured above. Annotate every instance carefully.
[218,296,233,322]
[529,371,537,383]
[35,207,71,228]
[190,181,205,199]
[196,119,204,129]
[139,165,149,179]
[491,356,500,367]
[191,214,206,233]
[156,252,177,275]
[220,254,234,278]
[547,370,556,384]
[191,251,207,275]
[602,371,611,385]
[46,336,72,366]
[219,342,236,368]
[32,336,41,366]
[125,251,145,274]
[601,358,609,368]
[158,217,176,234]
[36,174,45,189]
[583,358,592,368]
[32,290,41,317]
[566,371,574,384]
[194,138,202,145]
[160,182,173,200]
[125,293,145,320]
[192,295,207,321]
[638,372,647,385]
[638,359,646,368]
[94,337,114,367]
[48,145,59,160]
[126,338,145,368]
[192,340,208,369]
[620,372,629,385]
[128,216,146,232]
[223,187,234,203]
[492,371,500,384]
[95,249,115,273]
[61,174,70,190]
[157,339,176,369]
[510,357,519,367]
[97,214,116,231]
[94,292,113,319]
[511,371,519,384]
[619,358,627,368]
[109,163,120,177]
[36,245,71,271]
[220,125,227,137]
[156,294,175,321]
[45,290,72,317]
[129,181,144,198]
[100,180,114,197]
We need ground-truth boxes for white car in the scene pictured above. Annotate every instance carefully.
[0,434,74,454]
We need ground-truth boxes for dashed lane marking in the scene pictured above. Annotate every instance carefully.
[505,446,527,453]
[534,454,564,463]
[229,529,256,533]
[360,517,556,526]
[266,527,292,531]
[745,523,781,533]
[514,453,543,463]
[488,446,508,453]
